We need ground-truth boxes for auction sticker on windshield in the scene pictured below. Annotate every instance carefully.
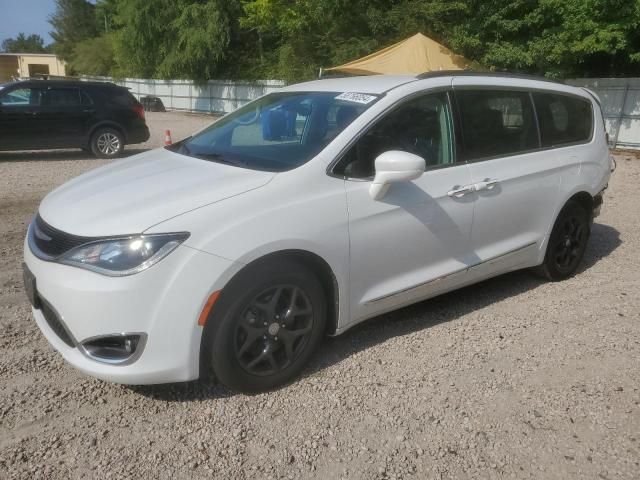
[334,92,378,104]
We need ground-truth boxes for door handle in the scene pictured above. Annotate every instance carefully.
[447,185,475,198]
[474,178,499,192]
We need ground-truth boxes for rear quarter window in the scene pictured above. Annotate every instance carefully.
[88,86,137,107]
[108,88,138,107]
[533,93,593,147]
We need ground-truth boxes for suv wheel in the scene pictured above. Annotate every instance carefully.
[90,128,124,158]
[535,201,590,281]
[203,260,326,393]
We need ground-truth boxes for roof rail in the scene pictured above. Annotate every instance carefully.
[416,70,565,84]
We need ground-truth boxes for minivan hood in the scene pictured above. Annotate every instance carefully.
[38,148,275,236]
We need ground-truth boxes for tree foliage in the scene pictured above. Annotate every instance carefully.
[46,0,640,80]
[49,0,98,64]
[111,0,236,81]
[1,33,49,53]
[72,35,115,76]
[451,0,640,77]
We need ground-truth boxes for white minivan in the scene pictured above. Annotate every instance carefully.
[24,72,611,393]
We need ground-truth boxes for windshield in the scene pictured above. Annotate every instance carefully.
[169,91,378,172]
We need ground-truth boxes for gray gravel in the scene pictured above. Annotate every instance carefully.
[1,112,639,479]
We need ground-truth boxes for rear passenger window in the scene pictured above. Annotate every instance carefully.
[533,93,592,147]
[46,88,81,106]
[456,90,538,160]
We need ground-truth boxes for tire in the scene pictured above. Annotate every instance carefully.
[90,127,124,158]
[203,259,326,394]
[535,201,590,281]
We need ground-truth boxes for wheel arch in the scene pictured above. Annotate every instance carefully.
[198,248,341,379]
[550,187,596,232]
[224,249,339,335]
[566,191,594,215]
[538,188,595,266]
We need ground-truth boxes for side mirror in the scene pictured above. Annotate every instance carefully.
[369,150,425,200]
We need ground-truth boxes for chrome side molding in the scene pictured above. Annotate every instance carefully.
[366,241,537,305]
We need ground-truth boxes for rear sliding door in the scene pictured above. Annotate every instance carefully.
[452,81,562,276]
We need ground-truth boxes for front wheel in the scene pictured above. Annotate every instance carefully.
[535,201,590,281]
[204,260,326,393]
[90,127,124,158]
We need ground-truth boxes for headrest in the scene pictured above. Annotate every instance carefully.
[261,109,296,140]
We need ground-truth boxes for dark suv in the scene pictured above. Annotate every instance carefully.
[0,80,150,158]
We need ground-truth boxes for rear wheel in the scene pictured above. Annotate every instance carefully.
[535,201,590,281]
[204,260,326,393]
[90,127,124,158]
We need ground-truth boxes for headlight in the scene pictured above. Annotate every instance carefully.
[59,233,189,276]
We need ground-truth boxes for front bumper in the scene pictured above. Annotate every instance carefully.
[24,238,242,384]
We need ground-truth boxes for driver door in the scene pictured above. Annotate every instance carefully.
[0,86,46,149]
[337,91,476,325]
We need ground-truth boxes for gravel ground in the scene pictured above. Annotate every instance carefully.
[0,112,639,479]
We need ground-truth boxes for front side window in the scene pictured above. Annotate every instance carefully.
[456,90,538,160]
[335,92,455,179]
[171,91,377,172]
[533,93,593,147]
[0,87,43,106]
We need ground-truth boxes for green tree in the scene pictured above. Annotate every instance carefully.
[112,0,237,81]
[1,33,49,53]
[449,0,640,77]
[239,0,395,80]
[95,0,118,34]
[45,0,640,81]
[72,35,115,76]
[49,0,98,74]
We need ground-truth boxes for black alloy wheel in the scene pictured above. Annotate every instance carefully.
[235,285,314,376]
[552,215,587,274]
[203,259,326,393]
[535,201,590,281]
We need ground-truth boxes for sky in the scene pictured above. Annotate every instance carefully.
[0,0,58,46]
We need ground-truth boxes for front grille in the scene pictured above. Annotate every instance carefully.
[31,214,93,258]
[39,296,75,347]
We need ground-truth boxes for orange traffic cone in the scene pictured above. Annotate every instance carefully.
[164,130,172,146]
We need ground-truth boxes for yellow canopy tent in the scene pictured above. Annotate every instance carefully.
[325,33,470,76]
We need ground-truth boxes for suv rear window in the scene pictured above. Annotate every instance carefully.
[533,93,593,147]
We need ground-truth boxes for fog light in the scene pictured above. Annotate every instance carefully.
[80,333,147,365]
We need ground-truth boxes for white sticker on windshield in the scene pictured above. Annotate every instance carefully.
[335,92,377,105]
